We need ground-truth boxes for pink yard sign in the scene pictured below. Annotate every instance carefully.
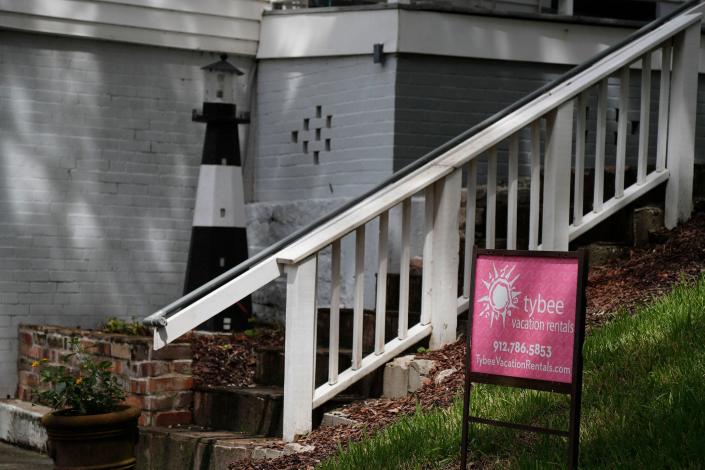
[470,254,579,383]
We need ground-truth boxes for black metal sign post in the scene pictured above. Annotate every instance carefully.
[460,248,588,469]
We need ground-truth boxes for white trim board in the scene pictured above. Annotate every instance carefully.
[257,8,399,59]
[258,7,705,71]
[0,0,268,55]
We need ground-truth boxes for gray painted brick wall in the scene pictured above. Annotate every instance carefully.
[395,54,705,182]
[394,55,569,175]
[253,55,399,317]
[255,55,397,202]
[0,31,253,397]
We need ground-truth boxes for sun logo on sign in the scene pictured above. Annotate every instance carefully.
[477,263,521,327]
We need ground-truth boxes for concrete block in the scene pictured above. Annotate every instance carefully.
[211,442,252,470]
[584,242,630,266]
[0,399,50,452]
[251,446,284,461]
[434,368,457,385]
[136,427,254,470]
[408,359,436,393]
[193,387,283,437]
[283,442,314,455]
[633,206,664,247]
[320,410,359,428]
[382,355,415,398]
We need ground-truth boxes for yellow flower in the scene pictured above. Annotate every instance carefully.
[75,377,83,385]
[31,360,39,368]
[41,358,48,362]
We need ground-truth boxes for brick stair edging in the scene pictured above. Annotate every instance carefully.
[17,324,195,427]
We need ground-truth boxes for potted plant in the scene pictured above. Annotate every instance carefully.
[33,337,140,469]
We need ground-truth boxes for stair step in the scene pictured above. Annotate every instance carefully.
[0,399,49,453]
[384,272,423,313]
[136,426,281,470]
[254,347,383,396]
[194,386,283,437]
[256,347,354,387]
[193,385,370,437]
[317,308,422,351]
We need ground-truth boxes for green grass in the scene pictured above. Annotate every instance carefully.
[319,276,705,469]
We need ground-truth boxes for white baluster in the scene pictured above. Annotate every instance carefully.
[529,121,541,250]
[542,101,574,250]
[352,226,365,370]
[486,147,497,249]
[638,52,652,185]
[375,212,388,355]
[574,91,587,226]
[665,24,700,228]
[615,66,630,198]
[656,40,672,172]
[429,169,462,350]
[398,199,411,340]
[594,78,608,213]
[421,186,434,326]
[328,240,340,385]
[283,255,317,442]
[507,135,519,250]
[463,160,477,297]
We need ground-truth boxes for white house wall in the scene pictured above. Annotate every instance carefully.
[0,30,255,397]
[0,0,268,56]
[255,55,397,202]
[251,54,398,315]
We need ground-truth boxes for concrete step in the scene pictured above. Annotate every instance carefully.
[193,385,369,437]
[254,347,384,396]
[0,441,52,470]
[137,426,309,470]
[193,386,284,437]
[316,308,422,351]
[0,399,50,453]
[384,272,423,313]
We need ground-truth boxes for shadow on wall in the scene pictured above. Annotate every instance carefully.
[0,29,251,394]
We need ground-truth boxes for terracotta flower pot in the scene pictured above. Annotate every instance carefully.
[41,405,140,470]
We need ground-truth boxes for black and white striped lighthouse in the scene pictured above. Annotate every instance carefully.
[184,54,251,332]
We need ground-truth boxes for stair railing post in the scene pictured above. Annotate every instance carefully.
[429,168,462,350]
[541,101,574,251]
[282,255,317,442]
[664,21,701,229]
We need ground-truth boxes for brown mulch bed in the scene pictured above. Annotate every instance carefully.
[234,211,705,470]
[191,328,283,389]
[585,210,705,327]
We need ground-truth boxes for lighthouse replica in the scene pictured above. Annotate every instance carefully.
[184,54,251,332]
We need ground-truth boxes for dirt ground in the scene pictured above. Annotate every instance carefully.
[191,328,283,389]
[233,211,705,470]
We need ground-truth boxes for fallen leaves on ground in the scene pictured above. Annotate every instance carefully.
[192,328,283,389]
[586,211,705,327]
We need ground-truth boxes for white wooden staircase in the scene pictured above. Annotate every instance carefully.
[145,1,704,442]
